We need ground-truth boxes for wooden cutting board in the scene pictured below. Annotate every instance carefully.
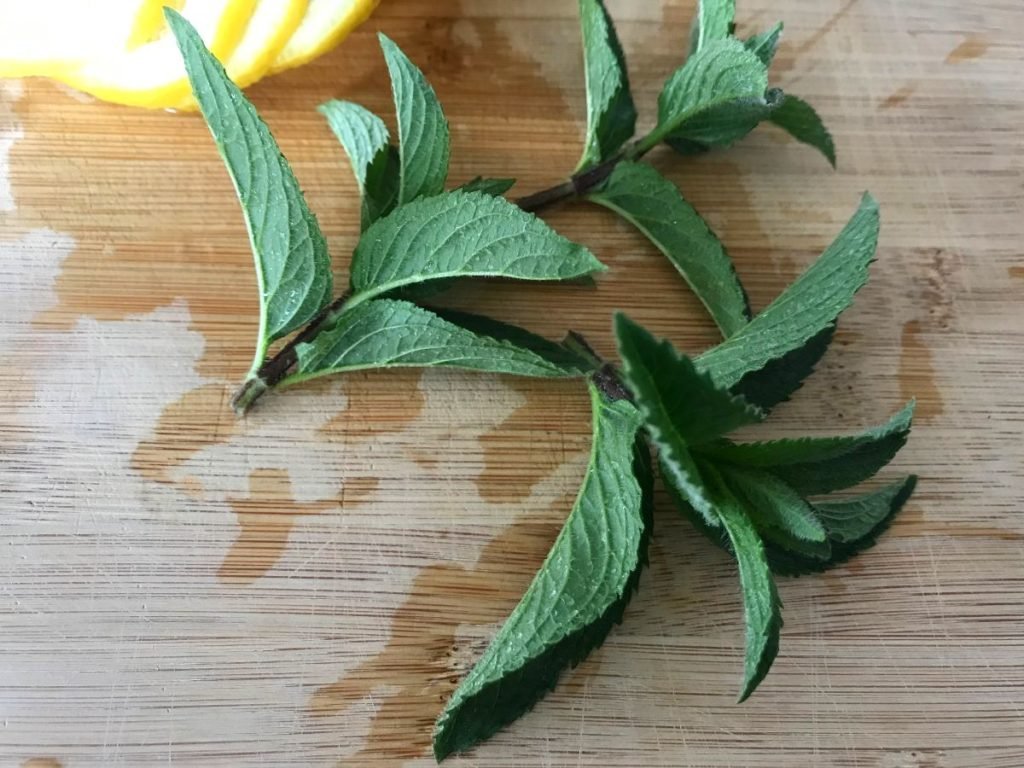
[1,1,1022,766]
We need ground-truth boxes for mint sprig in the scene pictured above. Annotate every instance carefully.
[165,1,917,761]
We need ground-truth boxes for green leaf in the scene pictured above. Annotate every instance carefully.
[588,162,750,337]
[317,100,399,230]
[577,0,636,169]
[346,189,606,306]
[689,0,736,54]
[379,33,450,204]
[729,325,835,410]
[615,313,762,527]
[769,94,837,167]
[167,9,332,372]
[430,307,596,375]
[745,22,783,67]
[701,402,914,495]
[814,475,918,543]
[288,299,583,384]
[701,462,783,702]
[455,176,516,196]
[434,384,652,759]
[696,193,880,394]
[718,464,827,544]
[766,476,917,576]
[666,87,784,153]
[642,38,768,152]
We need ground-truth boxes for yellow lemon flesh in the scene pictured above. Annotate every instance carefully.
[175,0,308,108]
[53,0,257,109]
[0,0,161,77]
[269,0,380,75]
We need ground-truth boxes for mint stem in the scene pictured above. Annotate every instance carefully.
[516,153,622,212]
[230,291,351,414]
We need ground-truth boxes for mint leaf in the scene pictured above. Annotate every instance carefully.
[589,162,750,336]
[701,402,914,495]
[700,462,783,701]
[719,465,827,544]
[769,94,836,167]
[641,38,767,152]
[690,0,736,54]
[745,22,783,66]
[317,100,399,230]
[431,307,595,374]
[696,193,880,394]
[766,476,917,576]
[434,384,652,759]
[455,176,516,196]
[379,33,450,204]
[729,325,835,410]
[666,87,784,153]
[346,190,606,307]
[167,9,332,372]
[577,0,636,169]
[287,299,582,384]
[615,313,762,527]
[814,475,917,542]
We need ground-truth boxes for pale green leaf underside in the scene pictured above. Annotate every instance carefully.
[615,313,761,528]
[589,162,750,336]
[434,384,650,759]
[347,189,606,306]
[691,0,735,54]
[667,87,783,152]
[317,99,398,229]
[770,93,837,167]
[379,33,450,204]
[701,462,783,702]
[702,401,914,495]
[167,10,331,358]
[578,0,636,169]
[652,38,768,148]
[720,464,827,543]
[696,193,880,391]
[289,299,582,383]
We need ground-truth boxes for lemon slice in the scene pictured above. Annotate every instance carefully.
[53,0,257,109]
[269,0,379,75]
[0,0,161,78]
[175,0,308,109]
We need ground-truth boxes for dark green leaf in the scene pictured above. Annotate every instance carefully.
[430,307,596,375]
[729,324,835,411]
[696,193,880,392]
[769,93,837,167]
[455,176,516,196]
[288,299,584,384]
[577,0,637,169]
[644,38,768,151]
[379,33,450,203]
[814,475,919,543]
[701,462,783,701]
[588,162,750,336]
[701,401,914,495]
[615,313,762,526]
[347,190,606,305]
[689,0,736,54]
[745,22,783,67]
[766,476,917,576]
[167,9,332,371]
[434,385,652,759]
[317,100,399,230]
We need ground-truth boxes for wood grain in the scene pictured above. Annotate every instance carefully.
[1,0,1023,766]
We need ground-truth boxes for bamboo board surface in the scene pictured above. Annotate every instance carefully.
[1,0,1022,766]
